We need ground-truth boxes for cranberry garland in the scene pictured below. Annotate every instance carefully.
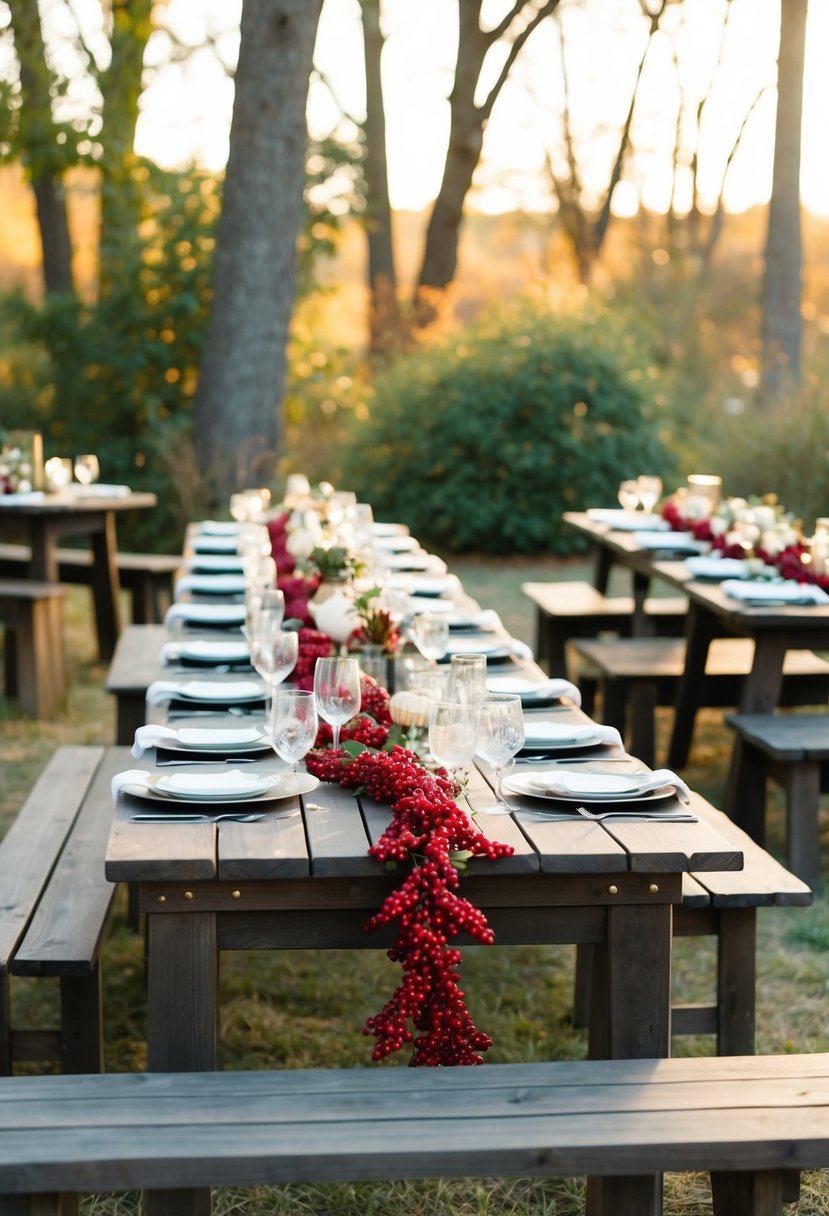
[305,743,514,1066]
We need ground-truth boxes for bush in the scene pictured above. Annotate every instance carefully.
[340,296,673,555]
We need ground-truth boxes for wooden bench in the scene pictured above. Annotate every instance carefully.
[726,712,829,891]
[0,1053,826,1215]
[573,791,812,1054]
[521,580,688,680]
[0,746,119,1074]
[0,542,181,625]
[0,577,68,718]
[568,635,829,767]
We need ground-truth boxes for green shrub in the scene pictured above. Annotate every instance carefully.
[340,296,673,555]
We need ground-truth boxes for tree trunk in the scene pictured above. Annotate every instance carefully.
[360,0,401,355]
[97,0,154,295]
[8,0,74,295]
[193,0,323,504]
[761,0,808,402]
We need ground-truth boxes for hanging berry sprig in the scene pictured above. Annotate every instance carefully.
[305,743,513,1066]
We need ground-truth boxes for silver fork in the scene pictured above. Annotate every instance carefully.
[130,812,265,823]
[532,806,697,824]
[155,757,258,767]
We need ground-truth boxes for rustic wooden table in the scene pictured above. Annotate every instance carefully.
[564,511,829,805]
[0,489,157,659]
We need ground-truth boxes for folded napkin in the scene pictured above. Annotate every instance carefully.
[633,530,702,553]
[68,483,131,498]
[528,767,690,804]
[486,675,582,707]
[173,573,248,600]
[721,579,829,606]
[145,678,264,707]
[164,602,246,629]
[112,767,278,801]
[160,639,251,667]
[522,722,623,749]
[0,490,45,505]
[132,723,267,758]
[586,509,667,531]
[685,556,750,581]
[371,534,421,552]
[190,536,241,555]
[371,522,410,537]
[194,520,242,537]
[381,553,448,574]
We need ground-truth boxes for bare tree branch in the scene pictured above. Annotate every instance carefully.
[480,0,560,121]
[487,0,535,45]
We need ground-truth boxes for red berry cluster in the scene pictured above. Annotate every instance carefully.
[359,674,392,725]
[315,715,389,750]
[305,744,513,1066]
[291,627,335,690]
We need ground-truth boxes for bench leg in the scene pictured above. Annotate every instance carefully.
[629,680,656,768]
[710,1168,784,1215]
[716,907,756,1055]
[0,974,10,1075]
[784,760,822,891]
[724,742,767,844]
[60,967,104,1073]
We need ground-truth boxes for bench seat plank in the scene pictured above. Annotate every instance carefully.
[0,1056,828,1193]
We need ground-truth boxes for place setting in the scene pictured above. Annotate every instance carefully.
[111,765,318,821]
[497,766,697,823]
[164,601,247,631]
[145,675,270,715]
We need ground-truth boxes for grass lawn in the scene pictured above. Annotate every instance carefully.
[2,564,828,1214]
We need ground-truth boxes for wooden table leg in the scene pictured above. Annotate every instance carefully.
[90,512,122,661]
[723,635,789,817]
[630,570,650,636]
[146,911,217,1216]
[716,907,756,1056]
[586,901,671,1216]
[26,518,60,583]
[668,602,717,771]
[593,546,613,595]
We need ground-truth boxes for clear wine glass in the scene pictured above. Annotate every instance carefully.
[412,612,449,667]
[251,629,298,697]
[74,454,100,486]
[618,479,641,512]
[428,700,478,782]
[313,655,362,752]
[270,688,318,791]
[636,476,663,514]
[446,654,488,706]
[475,694,525,814]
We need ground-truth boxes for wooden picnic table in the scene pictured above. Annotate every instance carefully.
[564,511,829,806]
[0,489,157,659]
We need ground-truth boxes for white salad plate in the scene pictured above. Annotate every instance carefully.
[502,770,674,803]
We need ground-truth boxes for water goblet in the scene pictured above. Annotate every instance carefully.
[446,654,488,706]
[412,612,449,667]
[251,628,298,697]
[313,655,362,752]
[73,454,100,486]
[475,694,525,814]
[636,476,663,514]
[427,701,478,784]
[270,688,318,792]
[44,456,73,492]
[618,479,641,512]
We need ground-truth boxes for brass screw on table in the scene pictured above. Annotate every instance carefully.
[649,883,659,894]
[607,885,619,896]
[184,891,194,901]
[232,890,241,899]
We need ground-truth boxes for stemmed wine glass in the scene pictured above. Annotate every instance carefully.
[446,654,488,706]
[617,479,640,512]
[270,689,318,792]
[412,612,449,667]
[475,695,525,814]
[74,454,100,486]
[250,629,298,698]
[313,655,361,752]
[636,476,663,514]
[427,701,478,784]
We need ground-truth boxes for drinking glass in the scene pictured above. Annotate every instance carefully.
[617,479,640,511]
[475,695,525,814]
[314,655,361,751]
[270,688,318,790]
[428,701,478,780]
[446,654,488,706]
[44,456,73,492]
[73,454,100,486]
[412,612,449,667]
[251,629,298,695]
[636,476,663,514]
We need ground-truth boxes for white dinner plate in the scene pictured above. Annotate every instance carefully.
[684,556,749,581]
[178,641,252,665]
[151,770,282,800]
[502,770,673,804]
[169,726,272,753]
[388,575,455,596]
[190,536,240,554]
[372,534,420,552]
[174,680,264,703]
[125,771,319,807]
[585,509,667,531]
[196,521,242,536]
[522,722,605,750]
[186,555,247,574]
[170,603,247,626]
[408,596,455,614]
[177,574,249,596]
[444,636,511,658]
